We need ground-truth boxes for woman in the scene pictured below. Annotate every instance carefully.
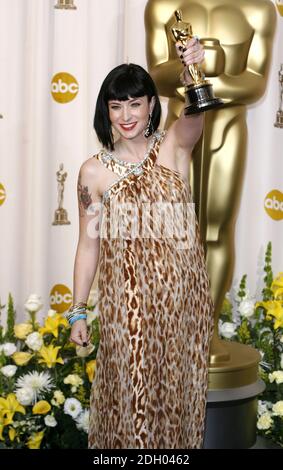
[68,37,214,449]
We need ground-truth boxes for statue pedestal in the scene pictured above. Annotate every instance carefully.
[54,0,77,9]
[204,379,265,448]
[204,341,264,448]
[52,208,70,225]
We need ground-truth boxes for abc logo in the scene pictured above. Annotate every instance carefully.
[50,284,72,313]
[264,190,283,221]
[0,183,6,206]
[51,72,79,103]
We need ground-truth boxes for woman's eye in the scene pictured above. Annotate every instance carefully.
[110,105,120,110]
[131,102,141,107]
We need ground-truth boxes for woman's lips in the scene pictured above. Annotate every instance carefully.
[120,122,137,131]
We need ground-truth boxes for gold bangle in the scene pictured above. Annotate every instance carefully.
[69,301,87,313]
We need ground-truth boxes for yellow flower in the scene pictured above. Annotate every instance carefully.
[256,300,283,329]
[32,401,51,415]
[52,390,65,406]
[257,412,273,430]
[64,374,83,387]
[14,323,33,339]
[271,272,283,299]
[0,393,25,422]
[37,345,64,368]
[269,371,283,384]
[8,427,16,441]
[272,400,283,417]
[26,431,44,449]
[39,314,68,338]
[86,359,96,383]
[0,414,13,441]
[12,351,33,366]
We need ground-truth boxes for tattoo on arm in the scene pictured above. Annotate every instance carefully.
[77,172,93,217]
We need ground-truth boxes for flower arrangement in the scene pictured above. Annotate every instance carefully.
[219,242,283,447]
[0,290,100,449]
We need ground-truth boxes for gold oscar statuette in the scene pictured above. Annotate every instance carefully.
[54,0,77,10]
[171,10,223,115]
[274,64,283,128]
[52,163,70,225]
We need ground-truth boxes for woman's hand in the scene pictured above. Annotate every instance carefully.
[175,36,205,68]
[70,319,90,346]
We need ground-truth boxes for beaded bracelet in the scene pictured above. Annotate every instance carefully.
[64,308,86,321]
[68,302,87,313]
[64,302,87,325]
[69,314,87,326]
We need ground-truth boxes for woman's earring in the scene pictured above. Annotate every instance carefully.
[143,113,154,138]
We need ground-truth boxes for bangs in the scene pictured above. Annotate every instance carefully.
[94,63,161,150]
[105,73,147,102]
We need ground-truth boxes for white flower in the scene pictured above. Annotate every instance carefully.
[258,400,271,416]
[75,409,89,433]
[238,299,254,318]
[64,398,82,419]
[24,294,43,313]
[25,332,43,351]
[257,412,273,430]
[272,401,283,417]
[86,307,99,325]
[268,371,283,385]
[76,343,95,357]
[16,387,34,406]
[0,342,17,356]
[16,371,54,402]
[44,415,57,427]
[47,309,57,318]
[219,321,237,339]
[0,365,17,378]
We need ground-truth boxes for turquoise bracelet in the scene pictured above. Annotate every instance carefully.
[69,314,87,326]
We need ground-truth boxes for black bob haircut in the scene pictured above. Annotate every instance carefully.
[94,63,161,151]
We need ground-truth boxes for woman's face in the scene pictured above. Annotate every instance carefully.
[108,95,154,141]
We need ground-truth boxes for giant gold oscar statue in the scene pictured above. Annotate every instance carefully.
[145,0,276,373]
[145,0,276,447]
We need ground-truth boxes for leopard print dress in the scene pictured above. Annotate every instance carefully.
[88,130,214,449]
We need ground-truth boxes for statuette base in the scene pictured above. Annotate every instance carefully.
[274,111,283,128]
[184,82,223,115]
[52,208,70,225]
